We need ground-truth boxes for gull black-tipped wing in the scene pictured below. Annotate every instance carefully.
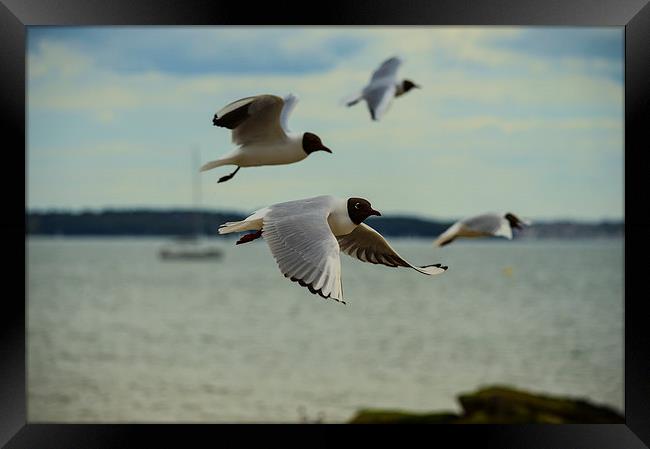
[337,223,448,276]
[213,94,287,145]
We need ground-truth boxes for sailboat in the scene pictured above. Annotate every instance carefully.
[159,147,223,261]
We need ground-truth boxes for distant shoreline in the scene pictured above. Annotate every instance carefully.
[26,210,624,239]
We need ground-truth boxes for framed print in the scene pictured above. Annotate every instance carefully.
[5,0,650,447]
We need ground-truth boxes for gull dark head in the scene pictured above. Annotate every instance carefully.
[302,132,332,156]
[505,212,526,230]
[347,197,381,225]
[402,79,421,93]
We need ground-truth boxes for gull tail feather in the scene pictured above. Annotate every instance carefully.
[346,97,363,107]
[218,220,258,235]
[218,208,268,235]
[340,92,363,107]
[434,223,461,247]
[199,157,235,172]
[434,235,456,247]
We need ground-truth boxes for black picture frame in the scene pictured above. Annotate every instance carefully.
[5,0,650,447]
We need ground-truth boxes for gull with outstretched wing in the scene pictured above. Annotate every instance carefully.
[218,195,448,304]
[201,94,332,183]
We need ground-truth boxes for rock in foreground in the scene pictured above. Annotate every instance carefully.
[348,386,624,424]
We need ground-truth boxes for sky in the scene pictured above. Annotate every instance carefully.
[26,27,624,221]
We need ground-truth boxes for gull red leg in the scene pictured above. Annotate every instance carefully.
[236,230,263,245]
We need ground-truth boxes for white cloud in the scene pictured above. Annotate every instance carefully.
[28,40,92,79]
[437,116,622,134]
[27,28,623,120]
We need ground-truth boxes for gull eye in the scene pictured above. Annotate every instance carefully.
[354,203,360,209]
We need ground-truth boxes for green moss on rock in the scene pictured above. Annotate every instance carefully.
[349,410,459,424]
[347,386,624,424]
[457,385,624,424]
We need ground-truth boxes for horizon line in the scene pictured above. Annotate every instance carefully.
[25,206,625,224]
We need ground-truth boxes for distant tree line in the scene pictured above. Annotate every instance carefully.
[26,210,623,239]
[26,210,244,237]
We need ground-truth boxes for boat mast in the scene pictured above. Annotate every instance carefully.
[191,145,202,238]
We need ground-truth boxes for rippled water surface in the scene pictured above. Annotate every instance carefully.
[27,237,623,422]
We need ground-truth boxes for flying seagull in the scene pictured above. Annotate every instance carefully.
[345,56,420,121]
[218,195,448,304]
[434,212,531,247]
[200,94,332,183]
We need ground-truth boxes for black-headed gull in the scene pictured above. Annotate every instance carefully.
[218,195,448,304]
[434,212,531,247]
[201,94,332,183]
[345,56,420,121]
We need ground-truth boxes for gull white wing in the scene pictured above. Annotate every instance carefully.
[262,196,345,303]
[462,213,511,239]
[369,56,403,84]
[337,223,448,276]
[493,221,513,239]
[213,94,287,146]
[279,93,299,133]
[363,84,396,121]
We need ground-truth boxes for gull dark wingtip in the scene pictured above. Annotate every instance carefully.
[421,263,449,271]
[213,103,251,129]
[286,275,345,304]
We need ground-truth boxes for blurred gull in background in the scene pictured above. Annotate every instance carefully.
[434,212,531,247]
[344,56,421,121]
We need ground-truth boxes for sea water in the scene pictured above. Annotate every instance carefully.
[27,236,623,422]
